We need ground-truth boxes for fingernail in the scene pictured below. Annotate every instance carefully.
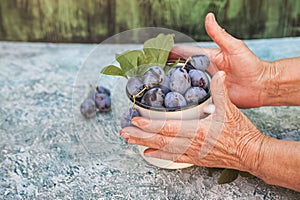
[120,130,129,139]
[126,138,133,144]
[206,13,215,23]
[144,148,156,157]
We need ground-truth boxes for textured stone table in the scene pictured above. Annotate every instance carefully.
[0,39,299,199]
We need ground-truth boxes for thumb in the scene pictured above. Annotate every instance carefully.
[210,71,233,115]
[205,13,242,53]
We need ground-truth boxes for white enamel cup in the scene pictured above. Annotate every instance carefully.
[127,71,215,169]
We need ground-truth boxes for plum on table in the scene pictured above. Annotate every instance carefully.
[95,93,111,112]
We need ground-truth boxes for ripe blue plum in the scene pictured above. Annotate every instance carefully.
[160,75,170,94]
[185,87,207,104]
[169,68,191,95]
[167,66,179,78]
[190,55,210,71]
[96,86,111,96]
[80,98,96,118]
[141,88,165,108]
[189,69,209,89]
[126,77,145,98]
[164,92,187,108]
[95,93,111,112]
[143,66,165,88]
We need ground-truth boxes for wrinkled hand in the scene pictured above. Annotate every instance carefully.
[120,71,266,171]
[169,13,272,108]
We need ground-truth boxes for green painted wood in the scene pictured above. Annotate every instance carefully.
[0,0,299,43]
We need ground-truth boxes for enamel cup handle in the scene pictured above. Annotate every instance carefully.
[203,103,215,114]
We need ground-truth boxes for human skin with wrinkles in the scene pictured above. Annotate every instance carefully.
[120,13,300,191]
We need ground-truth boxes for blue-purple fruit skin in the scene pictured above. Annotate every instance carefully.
[80,98,96,118]
[164,92,187,108]
[185,87,207,104]
[160,75,170,94]
[167,67,179,78]
[126,77,144,98]
[95,93,111,112]
[120,108,140,128]
[169,68,191,95]
[96,86,111,96]
[143,66,165,88]
[189,69,209,89]
[141,88,165,108]
[190,55,210,71]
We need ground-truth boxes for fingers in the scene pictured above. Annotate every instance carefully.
[168,46,220,75]
[168,46,219,61]
[211,71,227,102]
[120,126,197,154]
[205,13,243,53]
[197,71,232,159]
[144,148,230,169]
[131,116,206,138]
[210,71,233,115]
[144,148,194,164]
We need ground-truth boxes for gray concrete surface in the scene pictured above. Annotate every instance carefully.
[0,39,299,199]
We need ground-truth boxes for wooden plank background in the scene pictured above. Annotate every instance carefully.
[0,0,299,43]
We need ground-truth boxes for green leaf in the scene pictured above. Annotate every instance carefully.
[116,50,143,74]
[124,53,150,77]
[239,171,255,178]
[168,57,180,68]
[143,34,174,66]
[207,168,218,177]
[164,57,180,74]
[100,34,175,77]
[100,65,125,78]
[135,63,153,77]
[217,169,239,184]
[137,52,147,66]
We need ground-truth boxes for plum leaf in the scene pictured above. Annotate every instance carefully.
[101,34,175,78]
[164,57,180,74]
[239,171,255,178]
[116,50,143,74]
[101,65,126,78]
[143,33,174,67]
[217,169,239,184]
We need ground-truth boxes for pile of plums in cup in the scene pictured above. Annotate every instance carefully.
[121,55,210,128]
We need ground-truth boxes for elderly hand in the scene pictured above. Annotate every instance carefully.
[120,71,267,172]
[169,13,274,108]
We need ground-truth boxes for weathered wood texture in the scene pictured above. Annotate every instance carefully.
[0,0,299,43]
